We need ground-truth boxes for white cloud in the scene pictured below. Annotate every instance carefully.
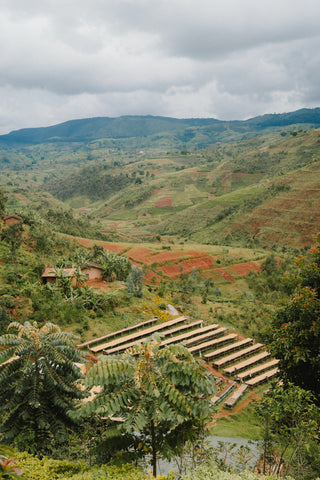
[0,0,320,133]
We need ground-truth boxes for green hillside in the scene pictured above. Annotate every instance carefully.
[1,108,320,147]
[34,127,318,249]
[1,110,320,250]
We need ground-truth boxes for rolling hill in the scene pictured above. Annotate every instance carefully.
[1,108,320,249]
[1,108,320,147]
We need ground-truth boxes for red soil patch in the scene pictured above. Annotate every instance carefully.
[85,279,126,291]
[161,255,215,278]
[154,197,173,207]
[75,238,125,253]
[142,251,187,265]
[124,247,156,262]
[230,261,262,277]
[142,270,163,285]
[216,268,235,282]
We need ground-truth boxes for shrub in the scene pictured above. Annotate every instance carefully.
[15,453,174,480]
[181,459,295,480]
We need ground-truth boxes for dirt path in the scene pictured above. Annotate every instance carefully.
[215,391,260,419]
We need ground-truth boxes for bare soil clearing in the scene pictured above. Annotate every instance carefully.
[230,261,262,277]
[154,197,173,207]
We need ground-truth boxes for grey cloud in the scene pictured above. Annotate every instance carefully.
[0,0,320,133]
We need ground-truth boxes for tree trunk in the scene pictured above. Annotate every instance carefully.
[151,420,157,476]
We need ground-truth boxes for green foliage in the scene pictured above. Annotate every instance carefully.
[0,307,11,335]
[210,441,256,474]
[81,336,215,476]
[43,207,102,238]
[255,383,320,479]
[267,235,320,398]
[174,271,198,303]
[15,451,174,480]
[100,251,131,282]
[1,221,24,261]
[61,245,131,283]
[127,266,144,298]
[0,187,7,216]
[246,254,291,301]
[29,227,54,256]
[181,458,295,480]
[0,321,87,454]
[268,286,320,397]
[123,186,154,208]
[213,287,221,297]
[44,165,132,202]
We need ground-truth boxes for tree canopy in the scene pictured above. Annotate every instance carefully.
[267,233,320,399]
[81,336,216,476]
[255,382,320,478]
[0,187,6,217]
[0,321,87,454]
[1,221,24,261]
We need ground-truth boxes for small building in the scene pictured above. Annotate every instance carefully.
[3,215,23,226]
[42,266,77,286]
[81,262,104,281]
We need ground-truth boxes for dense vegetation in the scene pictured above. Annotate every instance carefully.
[81,337,215,476]
[0,322,86,455]
[267,233,320,399]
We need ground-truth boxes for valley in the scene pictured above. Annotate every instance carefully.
[1,110,320,478]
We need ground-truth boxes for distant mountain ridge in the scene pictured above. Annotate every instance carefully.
[0,115,220,144]
[1,108,320,145]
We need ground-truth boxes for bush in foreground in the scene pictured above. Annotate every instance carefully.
[181,459,296,480]
[15,452,174,480]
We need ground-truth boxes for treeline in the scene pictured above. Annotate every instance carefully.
[15,204,120,242]
[43,164,133,201]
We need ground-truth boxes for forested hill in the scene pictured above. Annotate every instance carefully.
[0,116,220,144]
[1,108,320,145]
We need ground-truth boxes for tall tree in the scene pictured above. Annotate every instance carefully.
[0,321,87,454]
[255,383,320,478]
[267,233,320,399]
[127,265,144,297]
[0,222,24,261]
[81,336,215,476]
[0,187,7,217]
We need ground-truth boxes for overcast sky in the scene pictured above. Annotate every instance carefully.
[0,0,320,134]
